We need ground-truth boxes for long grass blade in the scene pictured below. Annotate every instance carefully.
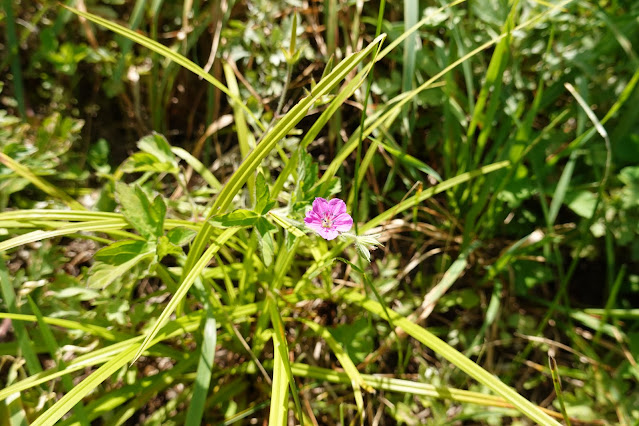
[341,289,561,425]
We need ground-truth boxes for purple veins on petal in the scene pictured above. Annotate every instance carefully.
[304,197,353,240]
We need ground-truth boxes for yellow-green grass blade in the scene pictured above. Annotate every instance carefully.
[269,303,290,426]
[340,290,560,425]
[63,5,264,131]
[184,308,217,425]
[0,265,42,377]
[0,219,130,252]
[58,358,195,426]
[132,227,239,364]
[303,161,509,280]
[0,304,260,402]
[0,209,200,232]
[0,210,122,221]
[26,297,89,426]
[268,298,304,424]
[0,312,128,342]
[299,319,366,413]
[30,343,141,426]
[272,58,381,198]
[222,61,255,205]
[320,0,574,186]
[208,34,386,217]
[288,363,565,420]
[171,147,222,191]
[26,307,222,425]
[0,152,84,210]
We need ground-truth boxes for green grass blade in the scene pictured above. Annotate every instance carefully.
[300,319,366,413]
[0,152,84,210]
[291,362,556,416]
[377,0,468,62]
[132,227,239,364]
[374,137,442,182]
[2,0,26,118]
[209,34,385,216]
[0,219,129,253]
[269,308,289,426]
[321,0,574,185]
[362,161,509,232]
[341,290,561,425]
[222,61,255,205]
[171,147,222,191]
[26,297,89,426]
[108,0,146,94]
[268,297,304,425]
[0,265,42,376]
[184,308,217,424]
[548,355,572,426]
[62,5,264,131]
[30,344,141,426]
[548,68,639,165]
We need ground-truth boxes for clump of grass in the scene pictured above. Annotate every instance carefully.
[1,1,639,424]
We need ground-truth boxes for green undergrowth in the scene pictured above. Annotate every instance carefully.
[1,0,638,424]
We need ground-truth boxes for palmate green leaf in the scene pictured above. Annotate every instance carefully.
[121,152,177,174]
[115,183,166,239]
[166,227,197,246]
[137,133,178,172]
[340,289,561,426]
[63,5,264,132]
[255,217,276,267]
[210,209,261,227]
[88,240,154,289]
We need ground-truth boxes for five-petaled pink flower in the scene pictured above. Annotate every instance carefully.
[304,197,353,240]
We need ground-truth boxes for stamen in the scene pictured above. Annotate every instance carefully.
[321,214,333,228]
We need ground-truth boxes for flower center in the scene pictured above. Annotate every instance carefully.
[321,214,334,228]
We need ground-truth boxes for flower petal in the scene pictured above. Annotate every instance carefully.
[319,227,340,240]
[333,213,353,232]
[304,210,321,225]
[312,198,329,217]
[305,220,325,235]
[327,198,347,216]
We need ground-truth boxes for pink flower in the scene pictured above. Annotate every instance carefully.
[304,197,353,240]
